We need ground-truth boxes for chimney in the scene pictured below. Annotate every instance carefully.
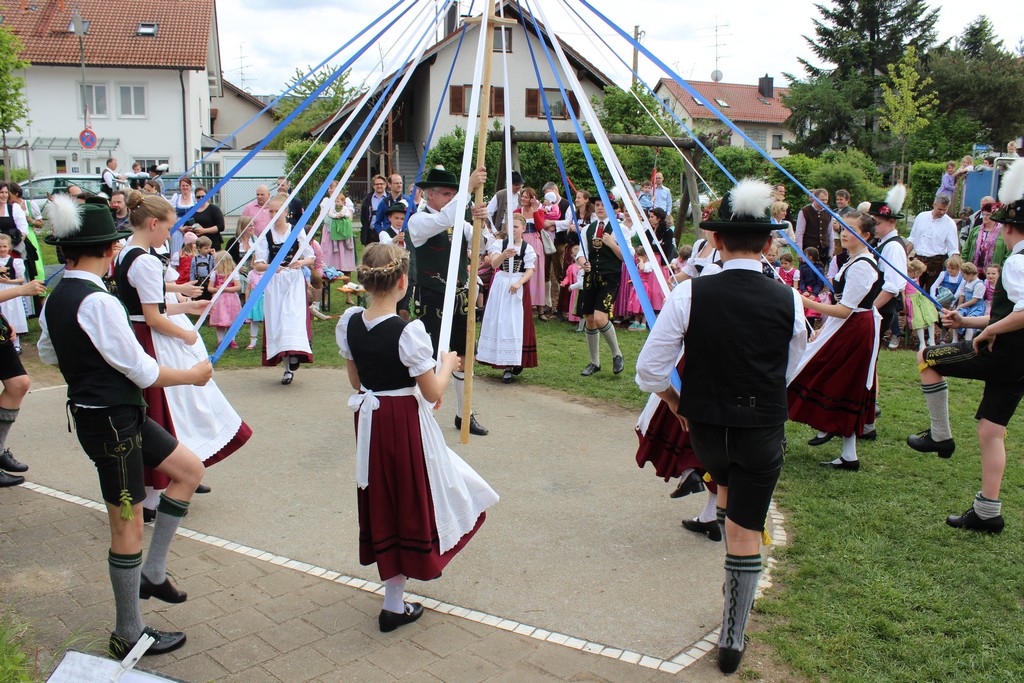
[758,74,774,99]
[445,3,459,35]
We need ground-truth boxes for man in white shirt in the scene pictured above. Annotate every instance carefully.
[908,194,959,293]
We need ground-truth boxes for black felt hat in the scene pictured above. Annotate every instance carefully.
[866,185,906,220]
[384,201,409,216]
[700,179,776,233]
[416,167,460,190]
[43,195,131,246]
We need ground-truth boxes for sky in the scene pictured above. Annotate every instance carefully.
[216,0,1022,97]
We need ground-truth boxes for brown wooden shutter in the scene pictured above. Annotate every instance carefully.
[491,87,505,117]
[567,90,580,117]
[525,88,539,118]
[450,85,465,116]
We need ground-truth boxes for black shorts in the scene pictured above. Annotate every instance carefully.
[688,421,786,532]
[414,285,468,357]
[72,405,179,506]
[579,272,620,316]
[923,340,1024,426]
[0,318,25,381]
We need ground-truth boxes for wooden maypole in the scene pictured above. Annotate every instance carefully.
[459,5,516,444]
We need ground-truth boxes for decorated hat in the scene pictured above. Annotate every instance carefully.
[43,194,131,246]
[866,184,906,220]
[511,171,524,186]
[416,167,460,190]
[700,179,776,233]
[992,159,1024,226]
[384,201,409,216]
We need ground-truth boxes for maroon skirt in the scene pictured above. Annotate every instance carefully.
[634,358,717,494]
[483,281,538,370]
[788,310,877,437]
[355,395,482,581]
[261,308,314,366]
[131,322,174,491]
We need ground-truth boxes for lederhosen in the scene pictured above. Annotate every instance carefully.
[580,220,623,315]
[44,276,177,512]
[922,249,1024,427]
[413,211,470,356]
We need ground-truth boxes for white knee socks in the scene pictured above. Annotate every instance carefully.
[383,575,407,614]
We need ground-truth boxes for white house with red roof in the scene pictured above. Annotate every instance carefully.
[2,0,222,175]
[654,75,794,158]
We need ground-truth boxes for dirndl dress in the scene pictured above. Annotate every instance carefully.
[477,240,538,369]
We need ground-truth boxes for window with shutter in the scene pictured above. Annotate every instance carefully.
[491,87,505,117]
[566,91,580,117]
[525,88,540,118]
[450,84,466,116]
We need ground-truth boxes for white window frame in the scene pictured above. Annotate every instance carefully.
[78,82,109,119]
[117,83,147,118]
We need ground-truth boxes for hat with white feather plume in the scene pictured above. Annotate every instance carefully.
[991,159,1024,226]
[43,193,131,246]
[699,178,775,233]
[867,184,906,220]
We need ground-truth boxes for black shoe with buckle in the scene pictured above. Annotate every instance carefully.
[807,432,837,446]
[580,363,600,377]
[946,508,1004,533]
[108,627,186,660]
[612,355,625,374]
[670,471,705,498]
[0,448,28,473]
[379,602,424,633]
[907,429,955,459]
[820,457,860,471]
[681,518,722,542]
[455,414,488,436]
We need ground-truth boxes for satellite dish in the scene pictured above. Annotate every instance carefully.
[711,70,723,82]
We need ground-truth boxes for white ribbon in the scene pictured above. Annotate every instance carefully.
[348,386,417,489]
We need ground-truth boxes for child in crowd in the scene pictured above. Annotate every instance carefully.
[955,262,987,341]
[798,246,828,325]
[561,245,585,331]
[627,246,654,331]
[245,268,264,350]
[778,252,797,286]
[175,232,198,285]
[190,236,215,302]
[930,254,964,307]
[985,263,1000,314]
[336,242,497,633]
[208,251,242,349]
[761,243,780,278]
[477,213,538,382]
[907,259,938,349]
[0,234,28,353]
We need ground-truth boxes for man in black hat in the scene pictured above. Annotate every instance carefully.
[408,166,489,436]
[486,170,524,234]
[575,197,625,376]
[636,179,807,674]
[908,162,1024,534]
[37,196,213,659]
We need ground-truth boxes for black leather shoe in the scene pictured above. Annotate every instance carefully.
[108,627,186,659]
[612,355,625,374]
[454,414,488,436]
[807,432,837,446]
[140,575,187,603]
[820,458,860,471]
[718,646,743,674]
[681,518,722,542]
[580,363,600,377]
[670,471,705,498]
[143,507,156,524]
[946,508,1004,533]
[281,370,294,385]
[378,602,424,632]
[0,470,25,487]
[502,369,513,384]
[0,448,28,473]
[195,484,211,494]
[858,429,877,441]
[907,429,955,459]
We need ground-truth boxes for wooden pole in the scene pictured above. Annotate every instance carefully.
[682,148,703,238]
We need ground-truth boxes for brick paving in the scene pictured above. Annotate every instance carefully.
[0,484,733,681]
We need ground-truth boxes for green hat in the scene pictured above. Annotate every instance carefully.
[700,179,776,233]
[416,167,460,190]
[384,201,409,216]
[43,195,131,246]
[866,185,906,220]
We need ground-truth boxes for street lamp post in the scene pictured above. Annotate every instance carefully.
[71,9,88,128]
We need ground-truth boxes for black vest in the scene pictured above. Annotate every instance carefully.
[347,313,417,391]
[114,247,165,317]
[43,277,146,408]
[499,239,529,273]
[413,208,468,293]
[801,204,831,255]
[990,253,1024,349]
[834,255,882,309]
[679,269,795,426]
[264,229,300,264]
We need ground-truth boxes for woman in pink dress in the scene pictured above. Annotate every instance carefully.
[514,188,548,319]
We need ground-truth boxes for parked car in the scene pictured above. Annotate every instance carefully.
[21,174,104,217]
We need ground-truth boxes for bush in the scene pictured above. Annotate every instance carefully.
[698,146,767,195]
[818,148,883,185]
[767,154,822,204]
[908,161,946,215]
[808,162,883,206]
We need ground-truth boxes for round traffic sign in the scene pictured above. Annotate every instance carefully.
[79,129,97,149]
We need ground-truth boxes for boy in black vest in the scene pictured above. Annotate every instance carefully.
[575,197,625,376]
[36,197,213,659]
[408,166,489,436]
[636,179,807,674]
[908,163,1024,534]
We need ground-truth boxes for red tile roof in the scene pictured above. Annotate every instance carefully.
[657,78,791,125]
[2,0,213,69]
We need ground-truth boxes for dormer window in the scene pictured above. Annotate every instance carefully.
[137,22,158,36]
[715,98,730,108]
[692,96,705,106]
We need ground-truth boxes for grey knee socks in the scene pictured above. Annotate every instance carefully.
[141,494,189,584]
[109,550,145,640]
[719,553,763,652]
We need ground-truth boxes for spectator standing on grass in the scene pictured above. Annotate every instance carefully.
[909,194,959,294]
[360,175,388,246]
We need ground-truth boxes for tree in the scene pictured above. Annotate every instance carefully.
[783,0,939,156]
[0,27,30,182]
[267,65,364,150]
[879,46,938,180]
